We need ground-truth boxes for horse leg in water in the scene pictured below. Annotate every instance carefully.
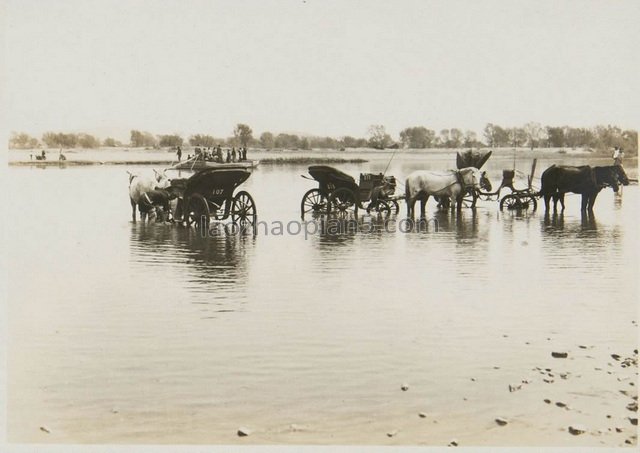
[543,193,552,212]
[130,198,137,222]
[557,192,566,211]
[587,191,598,211]
[580,193,589,211]
[455,194,464,212]
[420,195,429,217]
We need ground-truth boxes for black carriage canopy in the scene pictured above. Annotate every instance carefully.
[308,165,358,191]
[182,167,252,199]
[456,149,492,170]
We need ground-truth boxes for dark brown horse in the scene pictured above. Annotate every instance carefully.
[540,165,629,212]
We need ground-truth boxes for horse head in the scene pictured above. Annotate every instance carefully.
[613,165,630,186]
[153,169,171,189]
[461,167,491,192]
[595,167,620,193]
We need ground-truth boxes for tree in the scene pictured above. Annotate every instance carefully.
[463,130,479,148]
[77,133,100,148]
[546,126,565,147]
[260,132,275,149]
[439,129,451,147]
[233,124,253,148]
[42,132,78,148]
[367,125,391,149]
[449,128,463,148]
[275,133,301,149]
[189,134,218,147]
[103,137,122,147]
[399,127,435,149]
[523,122,544,149]
[158,134,183,148]
[507,127,527,147]
[483,123,509,147]
[130,130,157,148]
[9,132,38,149]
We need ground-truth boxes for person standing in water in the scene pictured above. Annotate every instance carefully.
[176,146,182,161]
[613,147,624,167]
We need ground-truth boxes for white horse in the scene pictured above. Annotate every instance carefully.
[128,169,171,222]
[405,167,489,217]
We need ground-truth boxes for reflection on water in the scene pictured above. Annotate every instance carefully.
[129,222,255,315]
[6,162,639,444]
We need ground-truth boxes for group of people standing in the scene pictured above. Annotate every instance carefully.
[176,145,249,163]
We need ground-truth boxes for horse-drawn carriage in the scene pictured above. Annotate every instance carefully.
[171,166,257,229]
[457,150,629,212]
[300,165,400,218]
[455,149,539,211]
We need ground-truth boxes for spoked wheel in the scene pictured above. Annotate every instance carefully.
[366,199,391,216]
[301,189,329,218]
[385,199,400,215]
[328,188,358,215]
[500,194,538,211]
[231,191,257,226]
[187,193,210,230]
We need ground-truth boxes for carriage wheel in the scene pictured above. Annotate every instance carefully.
[367,199,391,216]
[500,194,536,211]
[301,189,329,218]
[187,193,210,230]
[231,191,257,226]
[328,188,358,215]
[386,199,400,215]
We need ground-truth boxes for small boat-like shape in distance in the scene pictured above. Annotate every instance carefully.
[173,155,260,171]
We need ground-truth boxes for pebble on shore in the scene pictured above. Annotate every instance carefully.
[237,427,252,437]
[568,424,587,435]
[495,417,508,426]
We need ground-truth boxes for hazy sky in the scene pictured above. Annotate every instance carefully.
[3,0,639,141]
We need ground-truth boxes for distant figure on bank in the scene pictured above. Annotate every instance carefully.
[176,146,182,161]
[226,150,231,163]
[243,147,248,161]
[613,147,624,167]
[232,147,237,162]
[59,151,66,161]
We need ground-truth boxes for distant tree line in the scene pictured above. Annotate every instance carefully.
[9,122,637,152]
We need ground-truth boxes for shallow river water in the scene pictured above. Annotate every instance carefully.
[6,153,638,446]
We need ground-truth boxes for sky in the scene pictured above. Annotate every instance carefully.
[2,0,639,142]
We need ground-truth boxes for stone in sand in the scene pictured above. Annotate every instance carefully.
[387,430,398,437]
[629,417,638,426]
[568,424,586,435]
[552,351,568,358]
[237,427,252,437]
[495,417,508,426]
[39,426,50,434]
[626,401,638,412]
[448,439,458,446]
[401,384,409,391]
[555,401,567,408]
[419,412,428,418]
[544,399,551,404]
